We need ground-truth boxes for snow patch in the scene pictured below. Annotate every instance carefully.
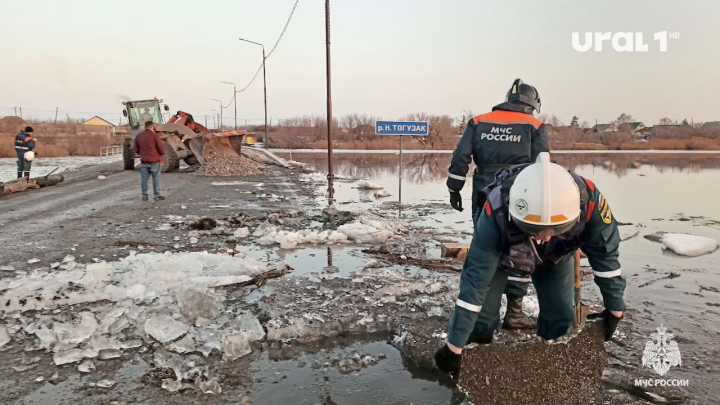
[662,233,719,257]
[357,180,384,190]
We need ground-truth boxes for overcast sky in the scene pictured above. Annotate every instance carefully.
[1,0,718,127]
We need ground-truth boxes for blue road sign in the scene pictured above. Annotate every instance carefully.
[375,121,429,136]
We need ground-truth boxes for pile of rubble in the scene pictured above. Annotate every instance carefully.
[193,153,267,177]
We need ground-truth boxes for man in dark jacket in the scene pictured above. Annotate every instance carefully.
[435,153,626,377]
[133,121,166,201]
[447,79,549,329]
[15,126,36,179]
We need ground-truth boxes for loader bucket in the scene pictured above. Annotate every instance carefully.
[186,131,245,166]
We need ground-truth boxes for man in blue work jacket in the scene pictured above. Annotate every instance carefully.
[447,79,549,329]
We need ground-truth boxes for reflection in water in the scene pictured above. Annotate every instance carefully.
[282,153,720,182]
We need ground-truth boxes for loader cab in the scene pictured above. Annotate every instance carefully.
[122,99,165,132]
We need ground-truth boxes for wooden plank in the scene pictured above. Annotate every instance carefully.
[441,243,470,259]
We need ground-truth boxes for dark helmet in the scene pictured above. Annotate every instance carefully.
[506,79,541,113]
[24,126,34,133]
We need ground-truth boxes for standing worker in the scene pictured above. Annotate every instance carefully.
[15,126,36,179]
[435,153,626,376]
[133,121,166,201]
[447,79,549,329]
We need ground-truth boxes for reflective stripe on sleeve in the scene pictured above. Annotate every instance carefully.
[456,299,482,313]
[594,269,622,278]
[448,173,466,181]
[507,276,532,283]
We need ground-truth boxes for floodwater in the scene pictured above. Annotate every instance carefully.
[277,151,720,402]
[0,156,122,183]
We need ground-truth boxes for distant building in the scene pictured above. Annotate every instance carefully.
[592,123,615,132]
[701,121,720,130]
[83,116,116,127]
[626,122,646,133]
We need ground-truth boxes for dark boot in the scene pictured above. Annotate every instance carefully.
[502,295,536,330]
[17,171,23,179]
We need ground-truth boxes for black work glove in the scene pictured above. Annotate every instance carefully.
[449,191,463,212]
[434,344,462,377]
[588,309,623,341]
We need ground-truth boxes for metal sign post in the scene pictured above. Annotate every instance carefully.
[375,121,429,216]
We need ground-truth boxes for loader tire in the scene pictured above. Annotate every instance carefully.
[184,155,199,166]
[123,140,135,170]
[162,142,180,173]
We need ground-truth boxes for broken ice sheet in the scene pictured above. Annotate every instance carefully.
[197,379,222,394]
[96,379,115,388]
[222,332,253,361]
[62,255,75,263]
[78,359,96,373]
[168,334,196,354]
[145,315,189,344]
[176,290,221,322]
[162,379,183,393]
[0,326,11,348]
[27,259,40,264]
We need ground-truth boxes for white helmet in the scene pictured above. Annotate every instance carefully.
[509,152,580,237]
[24,151,35,162]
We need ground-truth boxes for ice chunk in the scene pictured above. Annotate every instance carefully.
[357,180,384,190]
[27,259,40,264]
[0,326,10,348]
[155,223,172,231]
[190,237,199,244]
[53,348,84,365]
[98,349,123,360]
[90,335,122,352]
[299,172,327,183]
[50,262,61,269]
[197,379,222,394]
[662,234,719,257]
[168,334,196,354]
[198,329,222,357]
[78,360,96,373]
[162,379,183,392]
[63,313,98,345]
[222,333,252,361]
[34,327,56,349]
[338,359,361,374]
[234,312,266,342]
[96,379,115,388]
[234,227,250,238]
[145,315,189,344]
[374,189,391,198]
[176,290,221,322]
[81,262,113,284]
[62,255,75,263]
[0,265,15,271]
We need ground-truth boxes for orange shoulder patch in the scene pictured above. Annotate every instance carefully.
[484,201,491,216]
[583,178,595,191]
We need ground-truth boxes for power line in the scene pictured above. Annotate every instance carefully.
[236,0,300,94]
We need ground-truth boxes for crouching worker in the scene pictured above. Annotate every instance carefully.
[435,152,626,376]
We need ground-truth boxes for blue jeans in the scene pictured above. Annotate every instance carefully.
[140,163,161,197]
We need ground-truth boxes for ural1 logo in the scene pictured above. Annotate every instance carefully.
[572,31,679,52]
[642,325,681,376]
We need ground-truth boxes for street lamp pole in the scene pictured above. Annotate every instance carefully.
[211,99,223,130]
[239,37,268,149]
[220,81,237,131]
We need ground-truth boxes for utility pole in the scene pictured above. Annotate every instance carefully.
[55,107,59,124]
[325,0,335,202]
[19,107,22,118]
[13,107,17,116]
[211,99,223,130]
[205,115,208,128]
[238,37,269,149]
[221,81,237,130]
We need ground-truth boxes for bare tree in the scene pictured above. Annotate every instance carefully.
[538,113,549,123]
[615,113,634,125]
[657,117,674,125]
[682,118,689,125]
[580,120,590,129]
[547,115,565,127]
[404,113,455,149]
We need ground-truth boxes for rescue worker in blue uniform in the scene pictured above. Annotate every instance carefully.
[435,153,626,376]
[15,126,36,179]
[447,79,549,329]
